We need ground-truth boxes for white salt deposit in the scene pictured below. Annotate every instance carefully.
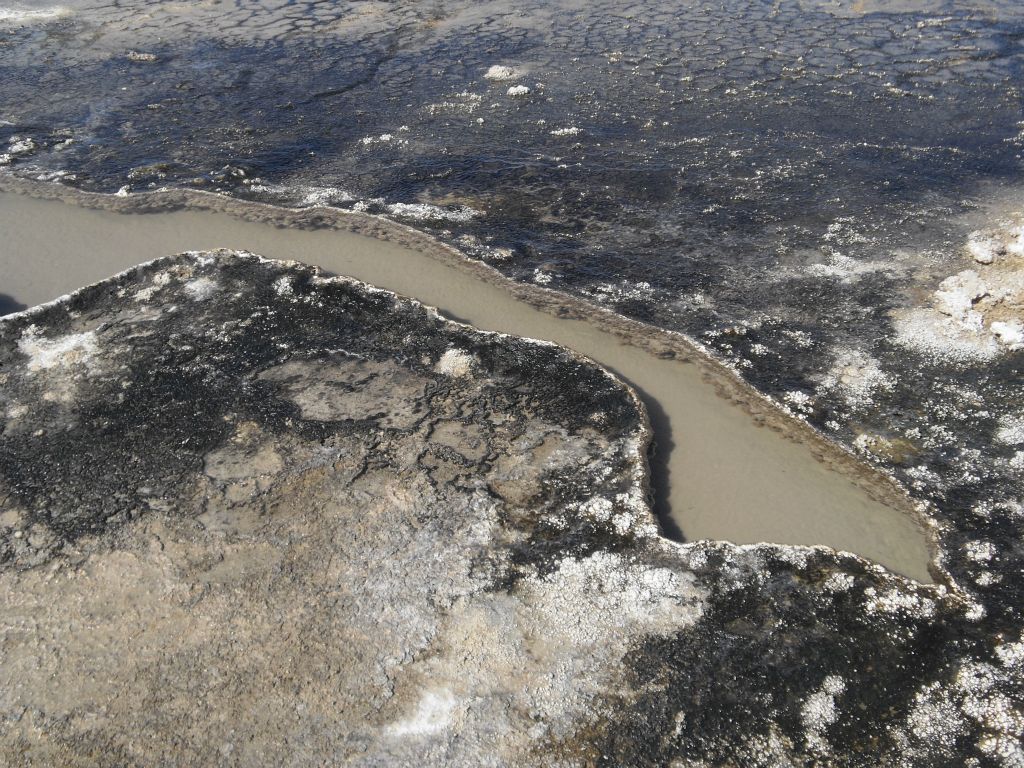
[435,349,475,377]
[990,320,1023,349]
[821,349,894,408]
[360,133,408,148]
[385,202,481,223]
[801,676,846,753]
[17,326,99,373]
[805,252,893,283]
[892,308,1001,364]
[388,690,458,737]
[933,270,987,320]
[183,277,218,301]
[0,6,68,24]
[995,415,1024,446]
[506,85,531,97]
[483,65,521,81]
[967,232,999,265]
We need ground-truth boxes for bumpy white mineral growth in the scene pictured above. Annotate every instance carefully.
[506,85,531,97]
[996,414,1024,445]
[384,201,481,222]
[893,220,1024,362]
[484,65,521,81]
[435,348,475,377]
[820,349,895,408]
[801,675,846,753]
[967,232,999,265]
[17,326,98,373]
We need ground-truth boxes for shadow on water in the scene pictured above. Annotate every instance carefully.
[630,383,685,542]
[0,294,27,316]
[597,365,685,543]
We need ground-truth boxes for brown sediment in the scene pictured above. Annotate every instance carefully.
[0,175,939,581]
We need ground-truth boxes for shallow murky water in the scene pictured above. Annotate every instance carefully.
[0,190,933,580]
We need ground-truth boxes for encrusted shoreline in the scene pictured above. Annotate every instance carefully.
[0,174,942,581]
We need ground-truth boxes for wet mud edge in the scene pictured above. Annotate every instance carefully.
[0,173,944,582]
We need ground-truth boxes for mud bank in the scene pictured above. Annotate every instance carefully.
[0,180,934,581]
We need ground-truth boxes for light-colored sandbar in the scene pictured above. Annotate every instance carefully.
[0,189,935,581]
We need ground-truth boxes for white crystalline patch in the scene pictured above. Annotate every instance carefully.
[588,280,655,306]
[805,252,892,283]
[533,268,553,285]
[298,186,354,207]
[435,349,475,378]
[506,85,531,97]
[550,126,583,136]
[821,349,894,408]
[18,326,98,373]
[801,675,845,752]
[783,390,813,415]
[906,682,966,751]
[934,270,988,320]
[964,540,997,563]
[183,277,218,301]
[273,276,294,296]
[126,50,158,62]
[360,133,407,148]
[134,270,173,302]
[388,689,457,737]
[483,65,521,81]
[425,92,483,116]
[996,415,1024,446]
[967,232,999,264]
[385,202,480,223]
[7,136,35,155]
[978,734,1024,766]
[890,260,1024,362]
[822,572,855,592]
[892,307,1001,364]
[1006,224,1024,257]
[996,638,1024,670]
[991,320,1024,350]
[580,496,614,523]
[863,586,935,618]
[0,6,68,24]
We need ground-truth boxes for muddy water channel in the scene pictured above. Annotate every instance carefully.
[0,190,933,581]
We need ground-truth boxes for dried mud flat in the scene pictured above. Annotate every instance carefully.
[0,252,1015,767]
[0,251,692,765]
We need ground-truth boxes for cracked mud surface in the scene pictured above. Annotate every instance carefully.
[1,252,1019,766]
